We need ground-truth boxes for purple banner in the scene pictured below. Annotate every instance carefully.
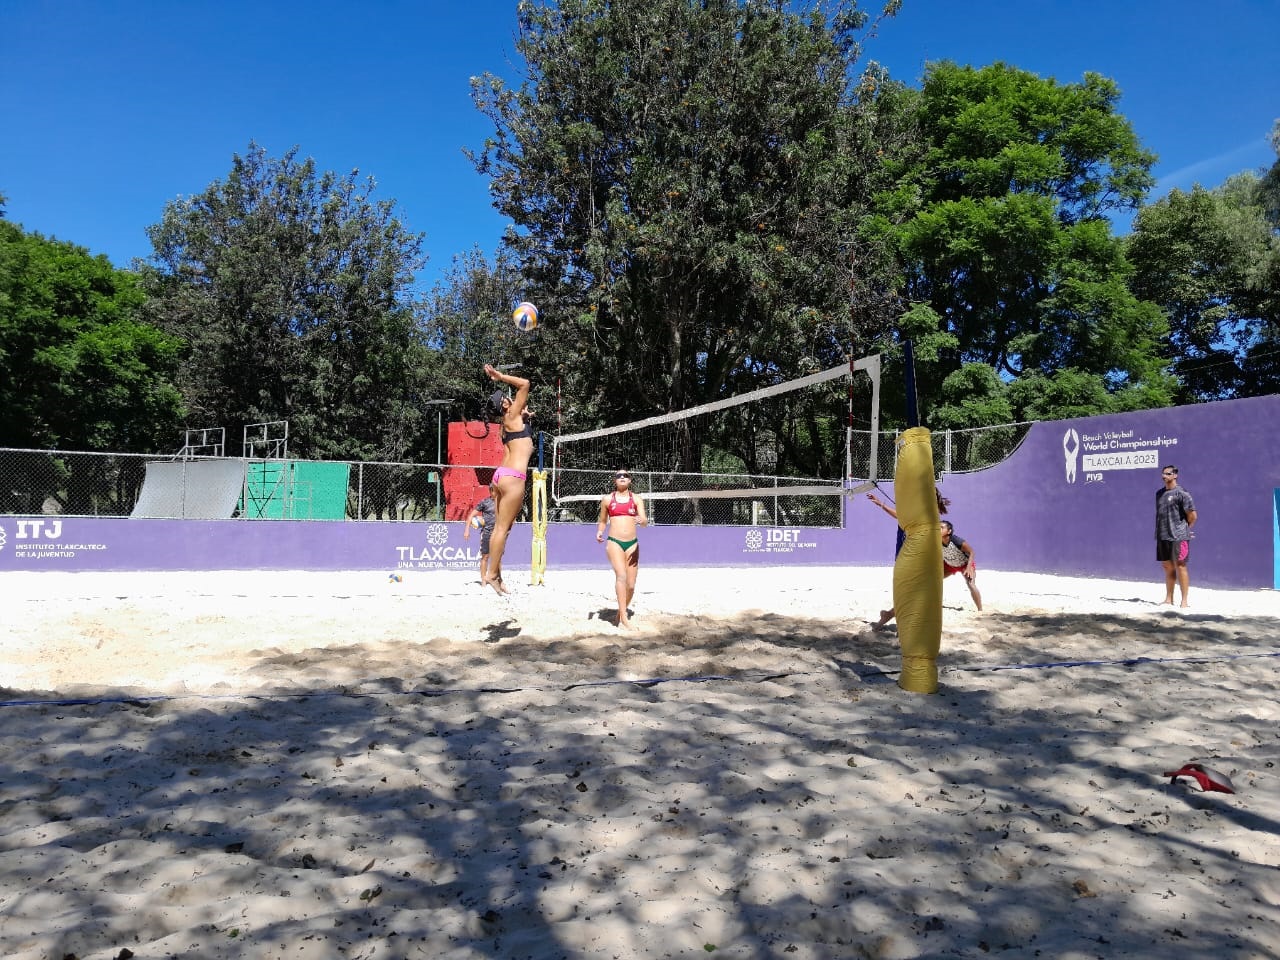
[0,514,886,574]
[1,396,1275,588]
[935,394,1280,590]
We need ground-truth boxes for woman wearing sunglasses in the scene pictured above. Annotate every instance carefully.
[482,363,534,594]
[596,469,648,628]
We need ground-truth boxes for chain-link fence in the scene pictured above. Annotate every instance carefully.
[346,461,444,521]
[0,448,148,517]
[848,421,1036,482]
[0,421,1035,524]
[935,421,1036,474]
[0,448,454,521]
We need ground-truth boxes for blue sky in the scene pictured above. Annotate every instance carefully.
[3,0,1276,292]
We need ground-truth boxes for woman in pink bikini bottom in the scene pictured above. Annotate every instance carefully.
[492,466,526,483]
[483,363,535,594]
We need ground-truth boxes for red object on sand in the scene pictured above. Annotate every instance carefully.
[1162,763,1235,794]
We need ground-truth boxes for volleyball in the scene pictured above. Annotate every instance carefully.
[512,301,539,332]
[470,515,485,528]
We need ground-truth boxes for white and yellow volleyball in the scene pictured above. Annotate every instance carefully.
[512,301,539,332]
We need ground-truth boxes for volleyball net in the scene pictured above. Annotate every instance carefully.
[550,354,881,526]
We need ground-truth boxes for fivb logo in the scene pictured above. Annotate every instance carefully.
[13,519,63,539]
[1062,428,1080,484]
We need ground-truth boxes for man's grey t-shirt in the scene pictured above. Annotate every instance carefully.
[1155,486,1195,541]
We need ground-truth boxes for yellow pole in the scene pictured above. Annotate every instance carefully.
[530,468,548,585]
[893,427,943,693]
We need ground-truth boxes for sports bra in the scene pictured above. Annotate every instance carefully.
[501,421,534,444]
[606,492,638,518]
[941,536,968,567]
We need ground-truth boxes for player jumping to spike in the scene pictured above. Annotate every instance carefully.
[483,364,534,595]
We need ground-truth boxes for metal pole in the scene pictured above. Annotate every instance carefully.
[425,399,454,520]
[903,339,920,428]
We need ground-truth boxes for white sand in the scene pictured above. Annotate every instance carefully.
[2,566,1279,959]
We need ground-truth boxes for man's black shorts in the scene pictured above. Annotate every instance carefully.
[1157,539,1190,563]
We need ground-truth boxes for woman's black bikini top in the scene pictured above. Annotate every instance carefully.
[502,422,534,444]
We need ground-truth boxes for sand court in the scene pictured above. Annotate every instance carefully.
[2,566,1279,959]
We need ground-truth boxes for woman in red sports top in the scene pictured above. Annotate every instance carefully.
[483,363,533,595]
[595,469,648,629]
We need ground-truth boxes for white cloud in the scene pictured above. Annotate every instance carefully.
[1154,135,1273,195]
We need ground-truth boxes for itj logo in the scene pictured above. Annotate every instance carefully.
[14,519,63,539]
[426,523,449,546]
[1062,428,1079,484]
[744,529,763,550]
[0,523,7,552]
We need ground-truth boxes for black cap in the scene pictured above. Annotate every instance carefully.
[489,389,507,415]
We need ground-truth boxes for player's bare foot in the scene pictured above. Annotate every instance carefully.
[484,576,509,596]
[873,609,893,628]
[617,616,634,630]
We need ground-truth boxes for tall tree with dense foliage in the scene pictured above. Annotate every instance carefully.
[0,219,184,452]
[1257,120,1280,231]
[139,143,435,461]
[1250,125,1280,394]
[866,61,1174,426]
[1127,175,1280,402]
[470,0,901,463]
[419,248,542,420]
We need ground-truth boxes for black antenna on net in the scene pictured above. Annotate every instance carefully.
[903,339,920,428]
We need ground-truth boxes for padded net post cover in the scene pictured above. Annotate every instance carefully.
[893,427,943,694]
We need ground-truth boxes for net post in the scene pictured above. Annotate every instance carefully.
[903,340,920,428]
[530,469,548,585]
[861,353,881,482]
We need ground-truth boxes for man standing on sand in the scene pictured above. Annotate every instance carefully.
[463,482,498,584]
[1156,465,1197,608]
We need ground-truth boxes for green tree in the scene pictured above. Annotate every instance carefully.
[420,247,542,422]
[1127,177,1280,401]
[0,220,184,452]
[469,0,901,473]
[866,61,1174,425]
[1257,120,1280,230]
[139,143,434,462]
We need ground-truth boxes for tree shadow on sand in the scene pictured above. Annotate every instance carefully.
[2,607,1279,958]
